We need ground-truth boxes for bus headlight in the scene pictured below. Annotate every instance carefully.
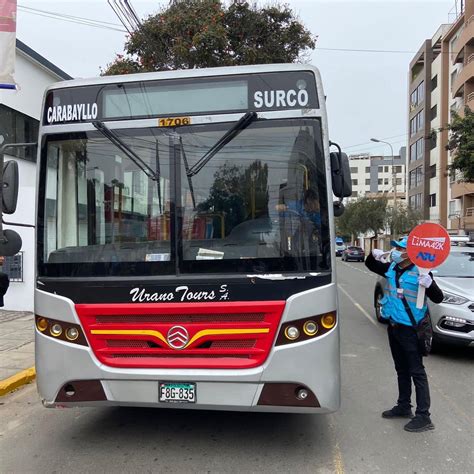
[276,312,337,346]
[36,316,88,346]
[303,321,318,336]
[36,318,48,332]
[321,314,336,329]
[50,323,63,337]
[285,326,300,340]
[66,327,79,341]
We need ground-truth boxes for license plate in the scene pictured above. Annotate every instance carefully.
[159,382,196,403]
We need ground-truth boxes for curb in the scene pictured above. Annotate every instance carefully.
[0,366,36,396]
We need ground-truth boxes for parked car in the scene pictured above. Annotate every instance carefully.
[335,242,346,256]
[341,246,365,262]
[373,245,474,347]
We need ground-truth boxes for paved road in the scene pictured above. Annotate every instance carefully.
[1,260,473,473]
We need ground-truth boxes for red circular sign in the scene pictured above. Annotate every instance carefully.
[407,223,451,268]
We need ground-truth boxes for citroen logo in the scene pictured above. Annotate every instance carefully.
[167,326,189,350]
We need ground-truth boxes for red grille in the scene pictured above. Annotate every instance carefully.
[75,301,285,369]
[96,313,265,323]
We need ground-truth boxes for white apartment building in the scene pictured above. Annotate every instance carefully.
[348,149,407,202]
[0,40,71,311]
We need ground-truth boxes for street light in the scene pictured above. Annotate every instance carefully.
[370,138,397,213]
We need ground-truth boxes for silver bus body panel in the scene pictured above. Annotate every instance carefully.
[35,283,339,413]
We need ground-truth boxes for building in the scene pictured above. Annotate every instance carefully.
[348,148,406,202]
[0,40,71,311]
[407,0,473,237]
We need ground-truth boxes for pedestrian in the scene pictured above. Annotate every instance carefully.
[365,235,444,432]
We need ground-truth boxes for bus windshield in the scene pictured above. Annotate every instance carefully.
[38,118,330,277]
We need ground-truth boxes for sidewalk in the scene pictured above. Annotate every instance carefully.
[0,310,35,394]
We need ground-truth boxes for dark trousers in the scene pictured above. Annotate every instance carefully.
[387,324,431,418]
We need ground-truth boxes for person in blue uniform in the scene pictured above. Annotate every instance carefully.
[365,236,444,433]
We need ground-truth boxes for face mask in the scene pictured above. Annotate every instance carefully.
[391,250,404,264]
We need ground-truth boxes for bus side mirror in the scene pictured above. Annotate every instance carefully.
[0,229,22,256]
[330,152,352,198]
[2,160,19,214]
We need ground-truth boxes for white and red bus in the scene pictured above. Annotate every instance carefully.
[32,64,351,412]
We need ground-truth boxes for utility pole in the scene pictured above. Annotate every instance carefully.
[371,138,397,239]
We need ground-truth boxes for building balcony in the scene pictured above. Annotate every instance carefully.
[450,208,474,231]
[450,180,474,199]
[452,15,474,64]
[452,55,474,97]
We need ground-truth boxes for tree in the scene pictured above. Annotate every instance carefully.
[446,107,474,183]
[335,197,387,248]
[102,0,316,74]
[386,205,422,238]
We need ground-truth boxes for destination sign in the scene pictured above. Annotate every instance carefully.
[43,71,319,125]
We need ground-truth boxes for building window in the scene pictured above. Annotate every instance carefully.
[351,179,358,185]
[430,105,437,120]
[448,200,456,216]
[384,166,389,172]
[351,191,358,197]
[416,138,424,159]
[429,193,436,207]
[0,105,39,162]
[378,178,383,185]
[409,193,422,210]
[394,166,403,173]
[378,165,383,172]
[429,164,436,178]
[431,75,438,91]
[350,167,357,173]
[409,143,416,162]
[365,167,370,173]
[430,132,437,150]
[396,178,402,185]
[384,178,389,185]
[365,179,370,185]
[2,252,23,282]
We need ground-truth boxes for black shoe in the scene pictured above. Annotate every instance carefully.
[382,405,413,419]
[404,416,435,432]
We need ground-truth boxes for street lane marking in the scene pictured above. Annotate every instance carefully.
[337,284,378,327]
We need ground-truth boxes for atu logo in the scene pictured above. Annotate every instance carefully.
[416,251,435,262]
[167,326,189,350]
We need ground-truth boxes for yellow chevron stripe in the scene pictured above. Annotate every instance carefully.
[90,328,270,349]
[91,329,168,346]
[186,328,269,348]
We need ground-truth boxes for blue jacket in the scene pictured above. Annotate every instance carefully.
[379,262,427,326]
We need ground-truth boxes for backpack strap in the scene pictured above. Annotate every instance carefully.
[394,270,418,327]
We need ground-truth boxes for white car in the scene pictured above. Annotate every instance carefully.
[374,245,474,347]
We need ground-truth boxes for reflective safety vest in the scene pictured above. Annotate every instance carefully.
[380,263,428,326]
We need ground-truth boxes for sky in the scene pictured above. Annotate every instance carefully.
[16,0,456,155]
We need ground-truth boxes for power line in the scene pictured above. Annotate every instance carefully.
[17,5,127,32]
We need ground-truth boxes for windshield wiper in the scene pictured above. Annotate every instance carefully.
[92,120,159,181]
[187,111,258,177]
[179,136,196,210]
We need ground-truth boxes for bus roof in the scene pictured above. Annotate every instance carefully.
[46,63,322,92]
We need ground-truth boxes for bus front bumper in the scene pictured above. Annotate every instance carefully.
[36,326,340,414]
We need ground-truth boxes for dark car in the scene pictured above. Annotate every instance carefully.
[341,246,365,262]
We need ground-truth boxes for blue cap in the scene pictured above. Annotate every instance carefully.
[390,236,408,249]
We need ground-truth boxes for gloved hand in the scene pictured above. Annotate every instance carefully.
[372,249,387,262]
[418,273,433,288]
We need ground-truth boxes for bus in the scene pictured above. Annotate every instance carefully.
[31,64,351,413]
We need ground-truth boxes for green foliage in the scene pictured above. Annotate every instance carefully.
[103,0,316,74]
[446,107,474,183]
[336,197,422,243]
[336,197,387,241]
[386,205,422,238]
